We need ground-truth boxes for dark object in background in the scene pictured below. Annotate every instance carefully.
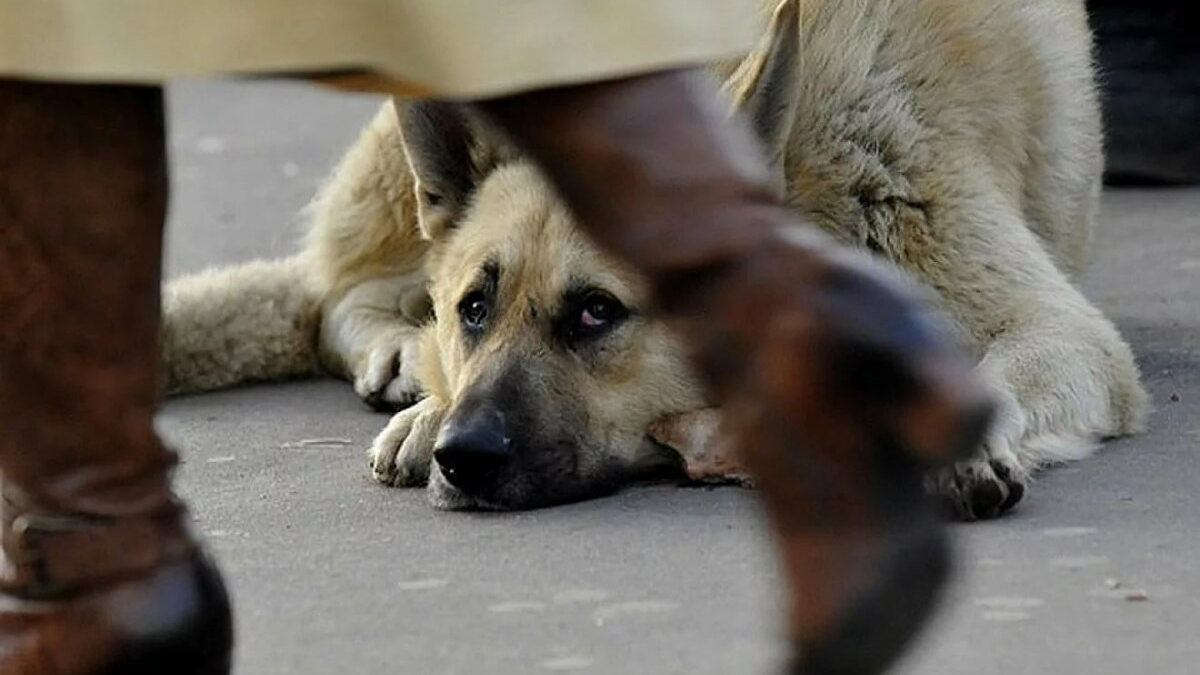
[1090,1,1200,184]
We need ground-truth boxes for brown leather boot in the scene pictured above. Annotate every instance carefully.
[480,71,993,674]
[0,81,232,675]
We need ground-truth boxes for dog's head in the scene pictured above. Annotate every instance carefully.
[399,1,800,510]
[408,145,701,509]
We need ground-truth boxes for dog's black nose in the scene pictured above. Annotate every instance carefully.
[434,407,511,491]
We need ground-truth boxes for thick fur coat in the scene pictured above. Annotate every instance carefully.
[163,0,1147,516]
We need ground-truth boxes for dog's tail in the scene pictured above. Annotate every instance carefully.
[161,254,324,395]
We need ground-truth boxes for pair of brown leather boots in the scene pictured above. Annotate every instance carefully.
[0,73,988,675]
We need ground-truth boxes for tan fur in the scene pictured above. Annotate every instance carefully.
[165,0,1147,512]
[164,103,431,407]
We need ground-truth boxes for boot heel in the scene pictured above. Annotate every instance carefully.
[102,551,234,675]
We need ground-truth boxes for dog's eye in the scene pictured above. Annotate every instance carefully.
[571,294,627,339]
[458,292,489,331]
[580,299,617,328]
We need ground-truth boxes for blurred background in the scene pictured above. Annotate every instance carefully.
[1090,0,1199,184]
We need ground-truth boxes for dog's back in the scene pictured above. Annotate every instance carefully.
[767,0,1100,276]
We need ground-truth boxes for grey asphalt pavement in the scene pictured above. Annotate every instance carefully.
[161,81,1200,675]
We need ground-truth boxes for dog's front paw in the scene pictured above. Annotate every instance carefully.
[355,333,423,412]
[926,388,1027,520]
[928,453,1026,521]
[368,397,446,487]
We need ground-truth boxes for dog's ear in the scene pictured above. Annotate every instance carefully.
[727,0,800,171]
[398,100,479,241]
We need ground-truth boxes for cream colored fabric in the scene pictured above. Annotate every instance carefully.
[0,0,760,97]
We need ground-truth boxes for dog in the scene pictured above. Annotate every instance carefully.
[163,0,1148,516]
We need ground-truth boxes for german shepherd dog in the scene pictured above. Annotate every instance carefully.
[163,0,1147,517]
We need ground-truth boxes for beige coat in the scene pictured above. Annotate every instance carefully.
[0,0,759,97]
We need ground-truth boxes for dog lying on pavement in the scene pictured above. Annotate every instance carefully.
[163,0,1147,517]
